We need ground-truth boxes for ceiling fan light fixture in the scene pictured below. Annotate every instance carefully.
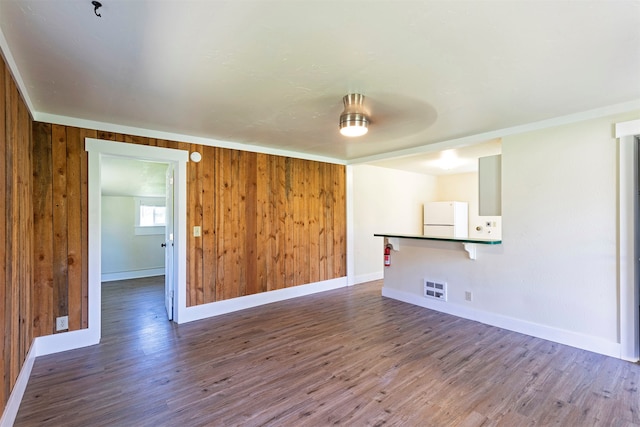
[339,93,369,137]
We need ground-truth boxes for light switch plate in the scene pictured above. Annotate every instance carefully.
[193,226,201,237]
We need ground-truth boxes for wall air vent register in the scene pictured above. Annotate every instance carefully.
[424,279,447,301]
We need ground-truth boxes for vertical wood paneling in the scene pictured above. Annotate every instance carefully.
[96,131,124,142]
[0,63,7,407]
[124,134,148,145]
[318,162,328,281]
[283,158,295,288]
[244,152,258,296]
[31,123,53,338]
[301,160,311,284]
[19,114,347,417]
[215,147,227,301]
[51,125,68,326]
[0,57,34,415]
[255,154,268,293]
[308,162,319,283]
[237,152,248,297]
[272,156,286,291]
[292,159,302,287]
[331,165,347,277]
[65,127,82,330]
[6,74,18,392]
[230,150,242,298]
[28,125,346,325]
[17,89,32,362]
[188,144,204,306]
[201,145,216,303]
[229,150,241,299]
[325,164,336,278]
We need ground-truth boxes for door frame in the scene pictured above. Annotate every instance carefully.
[86,138,188,344]
[617,119,640,361]
[164,164,175,320]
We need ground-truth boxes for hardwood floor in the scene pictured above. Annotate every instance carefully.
[15,278,640,426]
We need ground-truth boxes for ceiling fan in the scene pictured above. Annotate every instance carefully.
[336,92,438,142]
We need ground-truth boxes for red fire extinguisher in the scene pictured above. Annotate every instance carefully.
[384,245,391,267]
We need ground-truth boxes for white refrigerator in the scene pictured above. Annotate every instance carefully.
[423,201,468,238]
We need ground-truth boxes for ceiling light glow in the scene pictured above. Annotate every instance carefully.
[437,150,464,170]
[339,93,369,137]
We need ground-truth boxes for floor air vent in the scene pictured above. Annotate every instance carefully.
[424,279,447,301]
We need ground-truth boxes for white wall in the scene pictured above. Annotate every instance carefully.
[351,164,437,283]
[101,196,165,281]
[437,173,502,239]
[372,110,640,358]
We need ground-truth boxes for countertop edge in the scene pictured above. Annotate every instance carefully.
[374,233,502,245]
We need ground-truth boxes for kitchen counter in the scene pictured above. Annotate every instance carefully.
[374,233,502,259]
[374,233,501,245]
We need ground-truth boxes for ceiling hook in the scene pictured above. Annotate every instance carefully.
[92,1,102,17]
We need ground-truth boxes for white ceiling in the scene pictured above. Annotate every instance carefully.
[369,138,502,176]
[0,0,638,166]
[101,157,167,197]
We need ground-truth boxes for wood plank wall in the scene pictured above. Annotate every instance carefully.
[32,124,96,336]
[0,44,345,412]
[0,59,34,414]
[30,125,346,323]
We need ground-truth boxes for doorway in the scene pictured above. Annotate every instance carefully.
[85,138,188,346]
[100,156,171,322]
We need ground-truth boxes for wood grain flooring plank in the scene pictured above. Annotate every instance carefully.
[14,278,640,427]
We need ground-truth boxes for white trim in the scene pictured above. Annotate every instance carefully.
[101,268,164,283]
[616,119,640,138]
[37,103,640,168]
[382,287,622,359]
[178,277,347,324]
[84,138,189,340]
[351,101,640,164]
[34,329,97,357]
[0,27,36,114]
[36,113,345,166]
[616,119,640,361]
[0,342,37,427]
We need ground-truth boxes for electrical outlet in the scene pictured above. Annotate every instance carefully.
[465,291,473,302]
[56,316,68,331]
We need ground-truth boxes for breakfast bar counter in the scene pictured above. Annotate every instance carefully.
[374,233,501,260]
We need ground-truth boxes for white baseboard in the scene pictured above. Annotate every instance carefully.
[29,277,351,358]
[178,277,348,324]
[101,268,164,282]
[382,286,622,359]
[34,328,100,358]
[0,342,38,427]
